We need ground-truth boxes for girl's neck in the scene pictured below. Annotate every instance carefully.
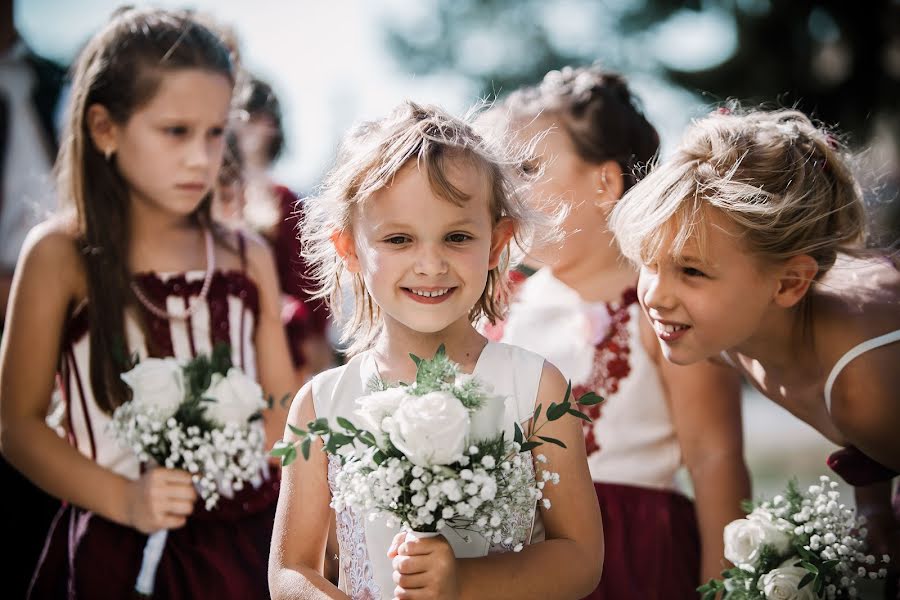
[128,195,205,273]
[371,319,487,383]
[732,304,817,379]
[549,232,635,303]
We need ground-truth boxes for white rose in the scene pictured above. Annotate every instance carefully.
[748,509,792,555]
[468,395,507,442]
[383,391,469,466]
[757,558,817,600]
[120,358,184,418]
[203,368,266,426]
[354,387,408,435]
[724,514,791,569]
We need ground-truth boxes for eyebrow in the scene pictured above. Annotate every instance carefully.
[375,218,479,230]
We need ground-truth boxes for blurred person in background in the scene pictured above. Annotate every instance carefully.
[484,64,750,598]
[231,76,334,384]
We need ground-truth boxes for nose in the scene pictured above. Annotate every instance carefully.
[414,242,448,276]
[185,134,214,171]
[640,268,675,314]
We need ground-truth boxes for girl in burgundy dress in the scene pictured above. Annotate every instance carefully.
[485,64,751,598]
[0,8,295,599]
[610,105,899,595]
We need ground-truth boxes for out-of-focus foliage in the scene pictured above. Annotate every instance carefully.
[378,0,900,244]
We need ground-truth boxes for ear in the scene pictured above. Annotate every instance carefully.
[330,229,360,273]
[772,254,819,308]
[593,160,625,205]
[86,104,119,158]
[488,217,515,270]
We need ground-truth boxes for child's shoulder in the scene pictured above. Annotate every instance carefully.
[20,217,84,276]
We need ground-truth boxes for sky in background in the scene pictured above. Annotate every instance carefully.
[17,0,726,194]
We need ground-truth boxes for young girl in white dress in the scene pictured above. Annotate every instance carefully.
[483,64,751,598]
[609,106,899,582]
[268,102,604,600]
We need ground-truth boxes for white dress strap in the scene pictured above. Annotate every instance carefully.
[824,329,900,414]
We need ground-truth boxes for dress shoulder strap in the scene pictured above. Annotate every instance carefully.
[237,230,247,273]
[824,329,900,414]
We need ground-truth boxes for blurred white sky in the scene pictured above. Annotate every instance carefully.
[17,0,730,193]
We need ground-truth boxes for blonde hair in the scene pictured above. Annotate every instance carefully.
[610,107,865,277]
[302,101,548,354]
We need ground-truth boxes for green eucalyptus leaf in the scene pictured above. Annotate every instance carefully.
[537,435,566,448]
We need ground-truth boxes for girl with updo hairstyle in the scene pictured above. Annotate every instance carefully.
[485,64,751,599]
[610,106,900,576]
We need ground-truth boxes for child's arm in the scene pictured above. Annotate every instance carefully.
[268,383,349,600]
[242,232,298,449]
[391,362,604,600]
[829,342,900,473]
[649,317,751,584]
[0,225,195,532]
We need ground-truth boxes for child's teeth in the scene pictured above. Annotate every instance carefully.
[412,288,448,298]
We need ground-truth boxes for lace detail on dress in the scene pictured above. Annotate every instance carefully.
[574,288,638,457]
[327,455,381,600]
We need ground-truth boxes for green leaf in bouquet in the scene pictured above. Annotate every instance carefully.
[356,430,377,447]
[546,401,571,421]
[566,407,592,423]
[740,498,756,513]
[797,571,815,590]
[372,450,387,465]
[798,561,818,574]
[520,441,541,452]
[537,435,567,448]
[576,391,605,406]
[513,422,524,445]
[409,353,422,367]
[337,417,358,433]
[210,342,233,374]
[697,579,725,600]
[301,437,311,460]
[270,440,295,457]
[288,424,307,437]
[325,433,354,454]
[533,404,542,423]
[308,418,330,435]
[796,545,817,562]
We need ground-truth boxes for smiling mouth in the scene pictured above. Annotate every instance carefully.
[652,319,691,340]
[403,287,456,303]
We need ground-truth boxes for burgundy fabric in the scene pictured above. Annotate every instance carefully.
[271,185,330,367]
[581,482,701,600]
[827,445,898,487]
[29,476,279,600]
[64,270,260,350]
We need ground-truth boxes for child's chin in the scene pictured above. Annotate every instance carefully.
[659,344,702,366]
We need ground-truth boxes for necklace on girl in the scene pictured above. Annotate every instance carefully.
[130,228,216,320]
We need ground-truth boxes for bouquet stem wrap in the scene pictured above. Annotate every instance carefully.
[134,528,168,596]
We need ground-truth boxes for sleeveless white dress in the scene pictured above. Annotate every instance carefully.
[311,341,546,600]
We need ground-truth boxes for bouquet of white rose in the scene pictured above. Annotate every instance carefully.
[109,343,269,596]
[272,344,601,549]
[699,475,891,600]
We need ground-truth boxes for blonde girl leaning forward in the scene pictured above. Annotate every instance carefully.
[610,107,899,571]
[0,8,295,598]
[269,102,604,600]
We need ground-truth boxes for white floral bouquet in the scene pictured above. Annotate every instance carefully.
[272,344,601,548]
[699,476,891,600]
[109,344,269,596]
